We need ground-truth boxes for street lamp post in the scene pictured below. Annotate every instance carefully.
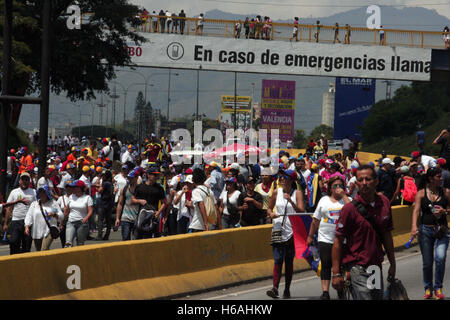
[167,70,179,121]
[250,82,255,131]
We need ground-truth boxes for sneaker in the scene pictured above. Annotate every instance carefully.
[283,289,291,299]
[424,288,433,299]
[320,291,330,300]
[266,287,279,299]
[434,289,445,300]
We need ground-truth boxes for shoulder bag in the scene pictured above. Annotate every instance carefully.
[270,189,293,245]
[39,201,60,239]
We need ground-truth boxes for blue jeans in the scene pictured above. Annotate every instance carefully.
[120,221,135,241]
[65,220,89,247]
[418,224,449,290]
[221,214,239,229]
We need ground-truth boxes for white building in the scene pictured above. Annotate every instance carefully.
[321,82,335,128]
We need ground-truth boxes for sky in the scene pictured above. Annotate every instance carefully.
[130,0,450,20]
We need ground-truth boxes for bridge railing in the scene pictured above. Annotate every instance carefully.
[136,15,450,49]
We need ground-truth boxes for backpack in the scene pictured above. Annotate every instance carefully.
[198,186,217,225]
[401,176,417,203]
[111,141,121,162]
[136,206,157,233]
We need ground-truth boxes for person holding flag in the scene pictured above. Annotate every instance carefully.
[266,169,305,299]
[307,176,351,300]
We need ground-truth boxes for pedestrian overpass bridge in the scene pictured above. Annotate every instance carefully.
[123,16,449,82]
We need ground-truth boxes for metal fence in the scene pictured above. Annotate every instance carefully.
[136,15,450,50]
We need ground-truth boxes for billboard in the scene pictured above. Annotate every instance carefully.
[334,77,376,140]
[129,33,432,81]
[221,96,251,113]
[261,80,296,142]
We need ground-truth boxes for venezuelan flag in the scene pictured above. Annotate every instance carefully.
[289,214,321,277]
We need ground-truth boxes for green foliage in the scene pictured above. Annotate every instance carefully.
[361,82,450,145]
[293,129,307,148]
[309,124,334,141]
[0,0,145,102]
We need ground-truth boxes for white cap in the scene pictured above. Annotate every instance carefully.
[185,175,193,184]
[382,157,395,166]
[230,163,240,171]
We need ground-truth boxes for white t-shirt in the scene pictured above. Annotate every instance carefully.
[114,174,127,203]
[25,200,63,239]
[37,177,54,190]
[300,169,311,181]
[219,190,241,216]
[198,15,204,26]
[102,145,113,159]
[313,196,350,244]
[347,176,358,198]
[421,155,437,169]
[7,188,37,221]
[176,190,192,221]
[189,185,216,231]
[57,195,70,211]
[121,151,134,164]
[67,194,93,222]
[272,188,297,242]
[58,172,72,189]
[342,139,352,150]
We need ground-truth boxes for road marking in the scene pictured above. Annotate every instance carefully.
[205,251,423,300]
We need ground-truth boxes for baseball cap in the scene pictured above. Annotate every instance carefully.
[226,177,238,184]
[382,157,395,166]
[185,175,194,184]
[66,163,75,170]
[81,148,88,154]
[311,163,318,171]
[411,151,420,159]
[282,169,298,180]
[185,168,193,175]
[230,163,240,171]
[69,180,86,188]
[289,156,296,160]
[127,169,137,179]
[102,138,108,144]
[209,161,220,168]
[82,166,90,172]
[20,172,31,179]
[122,164,128,170]
[246,176,256,184]
[400,166,410,173]
[96,166,103,173]
[10,149,15,153]
[437,158,446,166]
[147,167,161,175]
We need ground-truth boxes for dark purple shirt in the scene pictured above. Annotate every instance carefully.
[335,193,393,267]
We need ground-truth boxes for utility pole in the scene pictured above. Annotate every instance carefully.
[234,72,237,131]
[38,0,51,178]
[0,0,13,195]
[196,69,200,120]
[250,82,255,131]
[110,84,120,129]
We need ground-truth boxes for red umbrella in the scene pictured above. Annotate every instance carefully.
[203,143,266,159]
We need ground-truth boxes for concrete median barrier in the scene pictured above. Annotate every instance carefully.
[0,205,414,300]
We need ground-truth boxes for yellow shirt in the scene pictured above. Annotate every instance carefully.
[87,148,98,160]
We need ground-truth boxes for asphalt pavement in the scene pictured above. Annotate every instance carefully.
[178,245,450,300]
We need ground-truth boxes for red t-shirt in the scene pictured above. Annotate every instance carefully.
[335,193,393,268]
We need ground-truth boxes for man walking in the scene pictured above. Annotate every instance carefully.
[332,165,396,300]
[4,172,36,255]
[376,157,396,202]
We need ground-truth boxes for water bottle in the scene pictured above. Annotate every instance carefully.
[2,232,8,244]
[404,237,414,249]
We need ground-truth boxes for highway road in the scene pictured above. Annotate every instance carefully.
[179,245,450,300]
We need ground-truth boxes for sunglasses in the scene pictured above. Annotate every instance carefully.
[331,184,344,189]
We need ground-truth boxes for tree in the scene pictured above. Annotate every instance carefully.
[309,124,334,141]
[0,0,145,125]
[293,129,307,149]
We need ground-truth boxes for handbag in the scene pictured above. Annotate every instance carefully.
[39,201,60,239]
[270,190,292,245]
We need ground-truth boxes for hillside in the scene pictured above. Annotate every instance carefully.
[361,112,449,157]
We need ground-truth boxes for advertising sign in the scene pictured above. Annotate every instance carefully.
[221,96,252,113]
[129,33,432,81]
[261,80,296,142]
[334,77,376,140]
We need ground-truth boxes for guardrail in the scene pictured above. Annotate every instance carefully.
[0,205,415,300]
[135,15,450,50]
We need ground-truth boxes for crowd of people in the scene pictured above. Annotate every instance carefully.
[138,8,450,49]
[0,125,449,300]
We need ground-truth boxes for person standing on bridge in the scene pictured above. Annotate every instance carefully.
[179,10,186,35]
[314,21,321,43]
[331,165,396,300]
[442,26,449,49]
[333,23,341,44]
[411,167,449,300]
[344,24,351,44]
[290,17,299,42]
[196,13,204,36]
[159,9,166,33]
[266,170,305,299]
[379,25,385,45]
